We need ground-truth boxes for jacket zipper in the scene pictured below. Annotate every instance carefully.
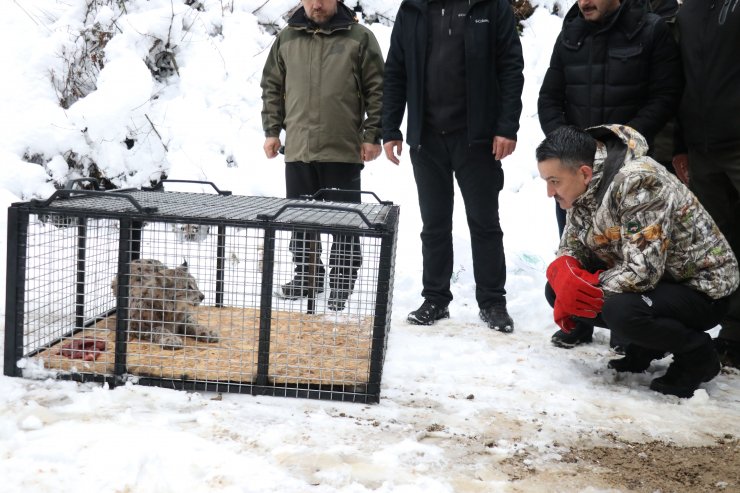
[701,3,711,151]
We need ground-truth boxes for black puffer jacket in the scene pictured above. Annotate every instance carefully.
[382,0,524,147]
[676,0,740,152]
[537,0,682,146]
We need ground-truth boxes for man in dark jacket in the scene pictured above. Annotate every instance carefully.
[537,0,682,348]
[672,0,740,369]
[382,0,524,331]
[645,0,680,174]
[261,0,384,311]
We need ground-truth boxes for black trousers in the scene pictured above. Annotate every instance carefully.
[545,282,730,354]
[285,162,363,292]
[410,128,506,308]
[689,145,740,343]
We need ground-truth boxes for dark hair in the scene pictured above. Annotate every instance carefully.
[535,126,597,171]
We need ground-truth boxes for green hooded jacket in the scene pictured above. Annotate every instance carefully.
[260,3,384,164]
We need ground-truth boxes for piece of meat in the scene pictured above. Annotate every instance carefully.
[59,338,107,361]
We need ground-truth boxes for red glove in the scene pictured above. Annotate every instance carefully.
[553,300,577,333]
[546,255,604,318]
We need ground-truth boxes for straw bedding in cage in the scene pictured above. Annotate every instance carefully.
[34,306,374,386]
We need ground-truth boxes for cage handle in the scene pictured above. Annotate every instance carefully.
[257,203,382,229]
[29,189,158,213]
[300,188,392,205]
[146,179,232,196]
[64,177,102,190]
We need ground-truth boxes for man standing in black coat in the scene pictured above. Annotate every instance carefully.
[382,0,524,331]
[672,0,740,369]
[537,0,682,348]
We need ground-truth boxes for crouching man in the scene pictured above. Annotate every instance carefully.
[537,124,739,398]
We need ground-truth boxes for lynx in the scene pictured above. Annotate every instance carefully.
[111,259,219,349]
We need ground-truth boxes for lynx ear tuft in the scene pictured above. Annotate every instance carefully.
[181,259,188,268]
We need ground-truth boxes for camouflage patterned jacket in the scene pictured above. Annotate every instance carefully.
[260,3,384,164]
[559,124,739,300]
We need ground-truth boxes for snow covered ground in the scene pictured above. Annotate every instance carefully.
[1,1,739,491]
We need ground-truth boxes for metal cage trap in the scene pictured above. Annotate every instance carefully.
[4,180,399,403]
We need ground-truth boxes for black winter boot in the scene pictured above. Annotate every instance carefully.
[713,337,740,369]
[280,266,326,299]
[649,342,721,398]
[407,300,450,326]
[328,289,350,311]
[608,345,666,373]
[551,322,593,349]
[479,302,514,333]
[327,266,357,312]
[609,333,627,355]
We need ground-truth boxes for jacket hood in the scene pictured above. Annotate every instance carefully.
[574,124,649,207]
[288,2,357,31]
[586,123,649,158]
[562,0,649,46]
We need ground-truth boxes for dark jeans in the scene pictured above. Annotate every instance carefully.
[285,162,363,292]
[545,282,730,354]
[689,146,740,342]
[409,128,506,308]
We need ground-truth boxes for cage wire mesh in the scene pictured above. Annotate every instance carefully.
[5,187,398,402]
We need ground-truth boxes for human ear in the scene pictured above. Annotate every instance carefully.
[579,165,594,184]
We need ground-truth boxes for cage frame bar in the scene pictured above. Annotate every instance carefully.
[366,206,399,398]
[215,224,226,307]
[256,225,277,389]
[74,217,88,332]
[4,206,25,377]
[113,217,134,384]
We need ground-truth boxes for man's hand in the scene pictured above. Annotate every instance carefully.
[383,140,403,165]
[492,136,516,160]
[546,255,604,318]
[553,301,577,333]
[362,143,382,162]
[673,153,689,184]
[263,137,281,159]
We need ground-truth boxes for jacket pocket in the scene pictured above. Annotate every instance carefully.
[607,46,645,86]
[353,72,364,131]
[608,46,643,61]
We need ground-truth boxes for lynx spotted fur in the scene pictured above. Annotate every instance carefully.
[111,259,218,349]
